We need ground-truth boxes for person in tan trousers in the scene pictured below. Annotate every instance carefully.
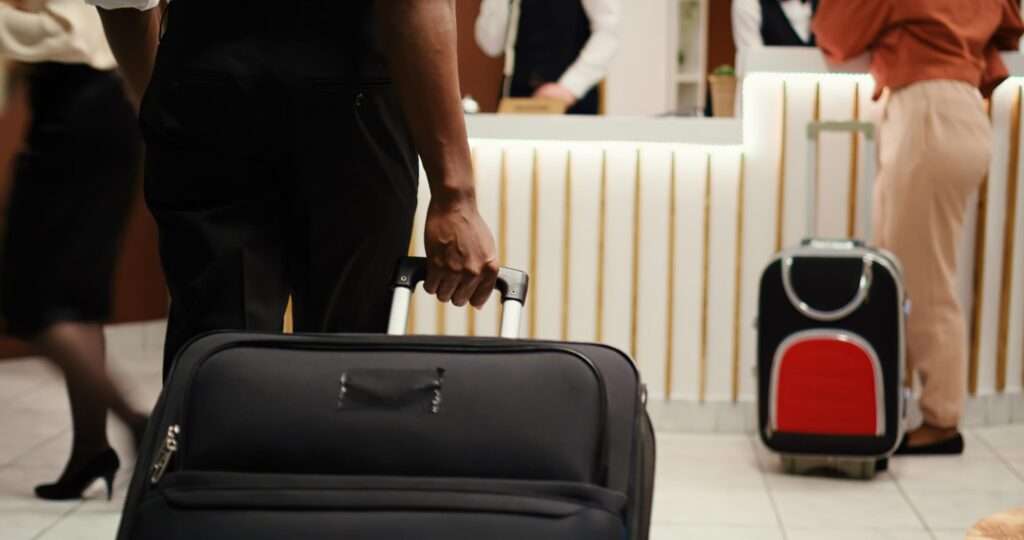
[815,0,1024,454]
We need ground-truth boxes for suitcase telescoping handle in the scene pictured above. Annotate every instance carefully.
[805,121,877,242]
[785,121,878,322]
[387,256,530,338]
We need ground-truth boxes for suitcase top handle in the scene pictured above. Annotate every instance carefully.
[782,254,874,322]
[387,256,530,338]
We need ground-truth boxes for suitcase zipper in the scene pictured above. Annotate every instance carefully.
[150,424,181,485]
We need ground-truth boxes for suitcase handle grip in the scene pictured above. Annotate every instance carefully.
[387,256,530,338]
[782,255,873,322]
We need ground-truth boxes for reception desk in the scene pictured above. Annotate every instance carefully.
[405,48,1024,431]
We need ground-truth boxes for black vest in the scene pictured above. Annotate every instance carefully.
[509,0,598,114]
[760,0,817,47]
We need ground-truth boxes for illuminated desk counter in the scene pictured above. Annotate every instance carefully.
[404,48,1024,430]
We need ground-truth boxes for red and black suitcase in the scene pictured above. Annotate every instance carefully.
[757,121,908,478]
[116,257,655,539]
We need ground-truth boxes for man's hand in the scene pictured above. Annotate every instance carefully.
[423,193,499,309]
[533,83,577,107]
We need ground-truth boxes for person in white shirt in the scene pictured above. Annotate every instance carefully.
[733,0,817,49]
[476,0,621,114]
[0,0,149,501]
[86,1,500,381]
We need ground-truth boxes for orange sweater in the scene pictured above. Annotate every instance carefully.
[814,0,1024,99]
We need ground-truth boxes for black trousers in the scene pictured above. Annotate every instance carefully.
[1,64,140,338]
[142,0,419,377]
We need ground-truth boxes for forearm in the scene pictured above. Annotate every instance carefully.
[375,0,474,203]
[95,6,159,106]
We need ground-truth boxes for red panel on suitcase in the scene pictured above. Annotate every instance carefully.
[774,337,881,436]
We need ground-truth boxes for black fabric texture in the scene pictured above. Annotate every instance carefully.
[116,333,654,540]
[142,0,417,377]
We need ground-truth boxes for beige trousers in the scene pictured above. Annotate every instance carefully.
[874,80,992,429]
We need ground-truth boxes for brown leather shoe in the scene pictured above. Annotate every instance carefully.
[894,432,964,455]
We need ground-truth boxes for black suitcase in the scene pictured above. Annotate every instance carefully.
[757,121,908,479]
[116,257,655,539]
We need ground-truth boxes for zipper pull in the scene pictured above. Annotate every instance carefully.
[150,424,181,485]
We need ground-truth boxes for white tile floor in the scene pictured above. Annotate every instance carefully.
[0,321,1020,540]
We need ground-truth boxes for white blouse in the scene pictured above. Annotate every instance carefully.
[0,0,116,69]
[85,0,160,10]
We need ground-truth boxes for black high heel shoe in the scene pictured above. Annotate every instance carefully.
[35,448,120,501]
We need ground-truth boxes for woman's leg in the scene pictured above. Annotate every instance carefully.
[32,323,147,475]
[876,81,991,447]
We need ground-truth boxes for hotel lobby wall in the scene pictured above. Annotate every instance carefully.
[399,76,1024,409]
[406,141,745,403]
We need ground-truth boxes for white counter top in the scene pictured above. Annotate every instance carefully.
[466,48,1024,145]
[466,114,742,145]
[739,46,1024,77]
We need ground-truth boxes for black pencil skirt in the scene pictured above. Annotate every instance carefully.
[1,63,142,338]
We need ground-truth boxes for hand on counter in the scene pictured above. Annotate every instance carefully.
[533,83,577,107]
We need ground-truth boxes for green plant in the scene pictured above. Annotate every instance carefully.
[712,64,736,77]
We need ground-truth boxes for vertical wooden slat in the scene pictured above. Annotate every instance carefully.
[596,150,609,342]
[997,86,1023,392]
[699,153,713,403]
[283,297,294,334]
[529,149,540,338]
[848,82,861,238]
[811,82,822,233]
[498,148,510,335]
[468,148,479,337]
[731,154,746,403]
[665,151,678,399]
[630,149,642,359]
[775,81,788,251]
[561,150,573,341]
[969,101,995,396]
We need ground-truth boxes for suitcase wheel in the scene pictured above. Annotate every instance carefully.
[780,455,878,480]
[782,455,799,475]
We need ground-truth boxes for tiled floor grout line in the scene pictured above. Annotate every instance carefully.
[0,361,59,407]
[972,428,1024,484]
[8,427,72,468]
[747,435,789,540]
[890,467,936,538]
[29,499,86,540]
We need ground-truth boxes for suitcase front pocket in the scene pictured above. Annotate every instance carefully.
[770,330,884,437]
[173,344,609,484]
[133,472,627,540]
